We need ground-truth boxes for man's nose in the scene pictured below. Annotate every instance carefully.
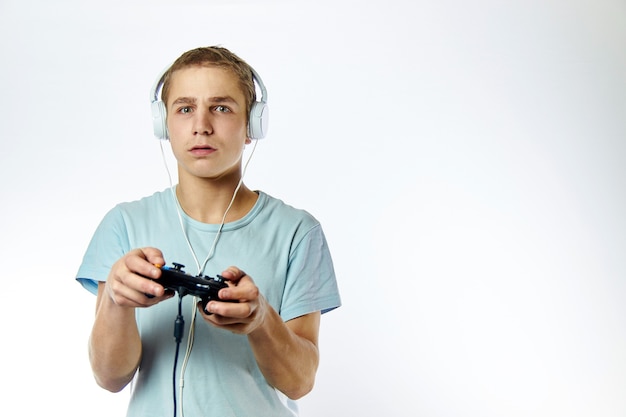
[193,109,213,135]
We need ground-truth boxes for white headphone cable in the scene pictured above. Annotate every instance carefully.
[160,139,258,417]
[160,139,258,275]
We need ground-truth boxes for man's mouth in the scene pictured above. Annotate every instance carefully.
[190,145,216,155]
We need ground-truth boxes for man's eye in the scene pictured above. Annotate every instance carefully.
[214,105,230,113]
[180,107,193,114]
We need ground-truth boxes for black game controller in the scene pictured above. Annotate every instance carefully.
[151,263,232,311]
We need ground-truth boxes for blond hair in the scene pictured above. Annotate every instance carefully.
[160,46,256,118]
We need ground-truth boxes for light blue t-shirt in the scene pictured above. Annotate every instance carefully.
[76,189,341,417]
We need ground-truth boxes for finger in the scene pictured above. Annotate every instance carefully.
[219,276,259,302]
[199,308,257,335]
[125,247,165,276]
[219,266,246,282]
[106,277,169,307]
[140,247,166,267]
[125,249,163,278]
[204,299,255,319]
[117,257,167,298]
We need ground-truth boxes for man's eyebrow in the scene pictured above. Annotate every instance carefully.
[171,97,196,105]
[171,96,240,106]
[209,96,239,105]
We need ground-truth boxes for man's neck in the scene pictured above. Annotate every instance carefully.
[175,175,258,224]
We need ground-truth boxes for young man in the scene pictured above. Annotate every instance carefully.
[76,46,341,416]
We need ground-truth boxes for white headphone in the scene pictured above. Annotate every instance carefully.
[149,64,269,141]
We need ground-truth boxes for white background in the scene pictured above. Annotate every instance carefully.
[1,0,625,415]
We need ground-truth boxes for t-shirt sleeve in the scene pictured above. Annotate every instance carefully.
[279,223,341,321]
[76,206,131,295]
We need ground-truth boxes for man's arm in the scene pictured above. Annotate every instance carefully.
[248,308,321,399]
[89,281,142,392]
[201,266,321,399]
[88,248,172,392]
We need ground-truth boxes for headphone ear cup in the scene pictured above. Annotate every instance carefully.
[248,101,269,140]
[151,100,169,140]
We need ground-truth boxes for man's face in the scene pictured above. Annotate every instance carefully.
[166,65,250,181]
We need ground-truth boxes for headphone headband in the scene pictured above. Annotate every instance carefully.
[149,63,269,140]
